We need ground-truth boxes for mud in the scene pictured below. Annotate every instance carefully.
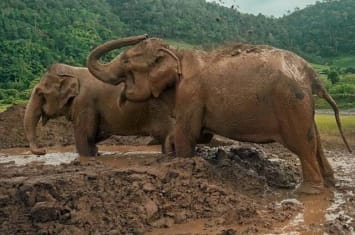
[0,105,354,234]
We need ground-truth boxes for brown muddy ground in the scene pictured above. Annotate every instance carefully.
[0,105,354,235]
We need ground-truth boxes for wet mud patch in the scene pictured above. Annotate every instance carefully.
[0,145,302,235]
[324,150,355,235]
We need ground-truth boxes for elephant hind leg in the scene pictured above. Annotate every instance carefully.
[281,123,324,194]
[314,123,335,186]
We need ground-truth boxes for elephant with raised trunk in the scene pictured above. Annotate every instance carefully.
[87,35,351,194]
[24,63,181,156]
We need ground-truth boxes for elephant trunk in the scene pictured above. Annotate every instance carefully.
[87,34,148,85]
[23,86,46,155]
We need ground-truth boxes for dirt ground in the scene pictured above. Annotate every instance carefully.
[0,105,354,235]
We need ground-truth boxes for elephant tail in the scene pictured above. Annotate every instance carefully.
[312,77,352,153]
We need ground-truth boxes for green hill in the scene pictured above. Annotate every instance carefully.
[280,0,355,61]
[0,0,354,109]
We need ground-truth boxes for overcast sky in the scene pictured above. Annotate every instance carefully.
[208,0,319,17]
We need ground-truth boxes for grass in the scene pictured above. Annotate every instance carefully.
[0,104,11,113]
[310,63,329,72]
[0,100,27,113]
[315,113,355,135]
[316,113,355,148]
[331,55,355,68]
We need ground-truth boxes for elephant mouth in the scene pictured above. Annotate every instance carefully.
[126,72,136,84]
[112,76,126,85]
[118,89,127,107]
[41,112,50,126]
[124,74,137,95]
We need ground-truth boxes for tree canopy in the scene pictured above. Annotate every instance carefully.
[0,0,354,108]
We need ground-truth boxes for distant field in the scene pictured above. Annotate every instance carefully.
[315,113,355,136]
[331,55,355,68]
[0,104,10,113]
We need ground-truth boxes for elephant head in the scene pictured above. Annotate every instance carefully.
[87,35,181,102]
[24,63,79,155]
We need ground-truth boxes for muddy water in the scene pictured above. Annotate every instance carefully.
[0,145,353,234]
[268,150,355,235]
[145,191,334,235]
[272,191,333,235]
[0,145,161,166]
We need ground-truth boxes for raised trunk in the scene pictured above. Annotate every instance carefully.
[23,86,46,155]
[87,34,148,85]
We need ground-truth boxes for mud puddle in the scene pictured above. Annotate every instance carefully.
[266,149,355,235]
[0,145,161,166]
[146,190,336,235]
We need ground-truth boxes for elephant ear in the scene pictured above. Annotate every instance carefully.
[148,49,180,98]
[58,74,79,108]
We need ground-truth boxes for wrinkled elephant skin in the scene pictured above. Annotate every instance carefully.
[24,63,177,156]
[87,37,352,194]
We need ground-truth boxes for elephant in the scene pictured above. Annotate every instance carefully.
[24,63,183,156]
[87,35,352,194]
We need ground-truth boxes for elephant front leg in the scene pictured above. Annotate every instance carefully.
[74,129,98,157]
[73,110,99,157]
[162,133,175,155]
[174,106,203,158]
[174,125,195,157]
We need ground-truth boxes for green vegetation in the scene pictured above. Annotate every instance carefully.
[331,55,355,68]
[0,0,354,110]
[315,114,355,137]
[310,61,355,109]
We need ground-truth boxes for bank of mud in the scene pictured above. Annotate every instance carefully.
[0,145,301,235]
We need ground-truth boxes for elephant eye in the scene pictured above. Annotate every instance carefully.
[154,56,163,64]
[41,94,46,104]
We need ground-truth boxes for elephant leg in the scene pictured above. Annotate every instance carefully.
[74,129,98,156]
[74,110,99,157]
[281,123,324,194]
[162,133,175,155]
[314,123,335,186]
[197,130,214,144]
[174,105,203,158]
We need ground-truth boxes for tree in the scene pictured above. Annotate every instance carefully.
[327,70,340,84]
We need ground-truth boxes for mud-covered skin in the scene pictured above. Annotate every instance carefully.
[87,36,351,194]
[23,63,177,156]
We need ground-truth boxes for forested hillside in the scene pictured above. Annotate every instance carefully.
[281,0,355,61]
[0,0,354,109]
[0,0,126,91]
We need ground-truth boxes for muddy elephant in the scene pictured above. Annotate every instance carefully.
[24,63,182,156]
[87,35,351,194]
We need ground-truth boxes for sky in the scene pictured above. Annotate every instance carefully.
[208,0,319,17]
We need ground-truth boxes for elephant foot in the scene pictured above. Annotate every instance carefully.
[324,175,336,187]
[163,134,175,156]
[163,143,176,157]
[30,146,47,155]
[295,182,324,195]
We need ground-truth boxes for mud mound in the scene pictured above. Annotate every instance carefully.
[0,105,73,149]
[0,146,301,234]
[197,146,300,190]
[0,105,154,149]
